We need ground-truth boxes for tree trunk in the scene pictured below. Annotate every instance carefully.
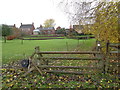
[4,36,6,43]
[21,39,23,44]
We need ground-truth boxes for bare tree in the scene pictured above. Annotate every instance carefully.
[58,0,99,25]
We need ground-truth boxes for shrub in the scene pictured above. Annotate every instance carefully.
[7,35,16,40]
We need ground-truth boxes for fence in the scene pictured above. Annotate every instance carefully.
[23,46,105,76]
[105,41,120,74]
[22,41,120,76]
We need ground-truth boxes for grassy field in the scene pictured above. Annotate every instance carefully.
[1,38,119,89]
[2,38,96,64]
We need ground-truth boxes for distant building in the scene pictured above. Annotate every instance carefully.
[8,24,16,28]
[64,24,78,36]
[73,25,83,34]
[73,24,93,34]
[19,23,35,35]
[33,29,40,35]
[56,26,61,30]
[38,26,55,35]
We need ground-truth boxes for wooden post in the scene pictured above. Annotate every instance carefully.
[106,41,109,54]
[35,46,48,65]
[35,46,40,53]
[77,39,79,47]
[66,42,69,51]
[103,55,106,74]
[105,40,110,73]
[21,38,23,44]
[32,46,43,75]
[35,46,44,65]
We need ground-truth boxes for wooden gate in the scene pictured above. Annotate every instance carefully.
[23,46,105,76]
[105,41,120,74]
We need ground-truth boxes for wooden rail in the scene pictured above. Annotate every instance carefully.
[39,65,101,69]
[24,46,104,76]
[21,41,120,76]
[39,57,102,60]
[43,70,91,75]
[110,51,120,54]
[109,43,120,46]
[37,51,101,54]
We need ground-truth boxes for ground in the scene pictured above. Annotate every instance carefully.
[1,68,119,88]
[1,38,119,89]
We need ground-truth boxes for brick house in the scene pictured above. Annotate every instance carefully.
[33,29,40,35]
[19,23,35,35]
[38,26,55,35]
[8,24,16,28]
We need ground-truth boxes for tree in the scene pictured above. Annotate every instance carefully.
[59,1,119,41]
[0,25,2,37]
[80,1,119,54]
[59,1,119,53]
[83,2,119,42]
[2,24,12,43]
[59,0,93,24]
[7,27,21,40]
[55,28,66,35]
[56,26,61,30]
[12,27,21,38]
[43,19,55,27]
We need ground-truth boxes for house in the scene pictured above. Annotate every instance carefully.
[65,28,78,36]
[8,24,16,28]
[73,24,93,34]
[19,23,35,35]
[73,25,84,34]
[33,29,40,35]
[38,26,55,35]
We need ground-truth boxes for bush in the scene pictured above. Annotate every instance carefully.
[7,35,16,40]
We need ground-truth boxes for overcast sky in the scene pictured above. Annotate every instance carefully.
[0,0,118,29]
[0,0,70,28]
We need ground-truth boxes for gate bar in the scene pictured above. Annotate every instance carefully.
[37,51,101,54]
[39,57,102,60]
[39,65,102,69]
[43,70,93,75]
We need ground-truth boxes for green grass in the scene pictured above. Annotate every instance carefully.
[1,38,119,89]
[2,39,96,64]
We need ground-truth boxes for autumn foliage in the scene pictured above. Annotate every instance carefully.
[83,2,119,43]
[7,27,21,40]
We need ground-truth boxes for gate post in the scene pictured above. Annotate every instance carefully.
[105,40,110,73]
[35,46,48,65]
[34,46,43,75]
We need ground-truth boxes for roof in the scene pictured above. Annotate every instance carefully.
[39,27,54,30]
[8,25,15,28]
[73,25,83,30]
[8,24,16,28]
[20,24,33,28]
[33,29,40,32]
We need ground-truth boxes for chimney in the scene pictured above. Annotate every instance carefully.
[69,22,72,29]
[40,24,43,28]
[21,23,22,26]
[14,24,16,27]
